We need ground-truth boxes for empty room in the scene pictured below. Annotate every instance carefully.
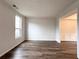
[0,0,79,59]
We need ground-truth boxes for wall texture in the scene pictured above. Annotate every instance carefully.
[25,18,56,41]
[0,0,25,57]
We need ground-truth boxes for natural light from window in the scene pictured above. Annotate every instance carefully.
[15,15,22,39]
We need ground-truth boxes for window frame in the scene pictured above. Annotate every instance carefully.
[15,15,22,39]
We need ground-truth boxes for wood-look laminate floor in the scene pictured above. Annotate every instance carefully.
[0,41,77,59]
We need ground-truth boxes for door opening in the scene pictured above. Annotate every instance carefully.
[60,10,77,57]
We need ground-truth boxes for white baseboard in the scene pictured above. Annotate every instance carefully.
[27,39,56,41]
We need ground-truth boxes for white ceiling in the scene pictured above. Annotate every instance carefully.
[5,0,76,18]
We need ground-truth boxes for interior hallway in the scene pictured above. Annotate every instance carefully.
[0,41,77,59]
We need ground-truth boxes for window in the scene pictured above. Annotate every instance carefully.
[15,15,22,39]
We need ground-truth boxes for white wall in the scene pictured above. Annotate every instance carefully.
[25,18,56,41]
[0,0,25,57]
[56,18,61,43]
[77,9,79,59]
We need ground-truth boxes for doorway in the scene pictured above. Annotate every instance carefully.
[60,11,77,57]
